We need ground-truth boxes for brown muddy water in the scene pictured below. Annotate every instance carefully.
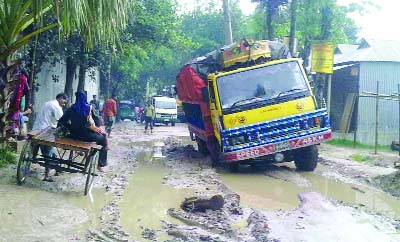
[119,151,195,241]
[0,181,110,241]
[219,165,400,219]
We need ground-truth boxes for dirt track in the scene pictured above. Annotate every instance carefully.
[0,122,399,242]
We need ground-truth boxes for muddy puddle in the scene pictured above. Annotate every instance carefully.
[219,164,400,219]
[0,181,110,241]
[120,151,195,241]
[67,189,113,235]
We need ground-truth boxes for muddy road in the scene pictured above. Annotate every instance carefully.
[0,122,400,242]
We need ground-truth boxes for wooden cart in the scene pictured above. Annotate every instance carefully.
[16,128,102,195]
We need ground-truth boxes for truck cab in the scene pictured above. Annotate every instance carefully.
[207,58,331,169]
[152,96,178,126]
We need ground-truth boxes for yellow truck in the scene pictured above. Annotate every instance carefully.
[176,39,332,171]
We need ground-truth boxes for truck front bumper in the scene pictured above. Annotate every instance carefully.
[223,130,332,162]
[154,117,177,123]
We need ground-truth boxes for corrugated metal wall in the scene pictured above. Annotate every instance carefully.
[357,62,400,145]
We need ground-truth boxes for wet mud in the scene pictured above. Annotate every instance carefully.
[1,122,400,242]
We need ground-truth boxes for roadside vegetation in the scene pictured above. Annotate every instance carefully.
[0,148,17,167]
[327,139,394,153]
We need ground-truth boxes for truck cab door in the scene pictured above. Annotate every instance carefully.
[208,81,221,142]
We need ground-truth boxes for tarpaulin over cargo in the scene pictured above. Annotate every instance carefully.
[176,65,207,102]
[185,39,290,79]
[221,39,271,68]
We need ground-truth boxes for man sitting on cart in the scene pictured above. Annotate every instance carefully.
[58,91,109,172]
[32,93,68,182]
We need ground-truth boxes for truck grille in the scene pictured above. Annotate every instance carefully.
[221,109,331,152]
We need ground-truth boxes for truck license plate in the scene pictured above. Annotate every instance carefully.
[164,119,170,121]
[274,141,290,152]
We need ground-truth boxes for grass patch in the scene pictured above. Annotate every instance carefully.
[326,139,393,153]
[351,153,370,162]
[0,148,17,168]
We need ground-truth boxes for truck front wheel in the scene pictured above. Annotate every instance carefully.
[293,145,319,171]
[207,138,220,167]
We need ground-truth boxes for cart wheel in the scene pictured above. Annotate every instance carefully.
[17,139,33,185]
[84,151,98,195]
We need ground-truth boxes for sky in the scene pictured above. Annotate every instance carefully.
[337,0,400,41]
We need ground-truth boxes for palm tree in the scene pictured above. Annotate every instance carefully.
[0,0,131,139]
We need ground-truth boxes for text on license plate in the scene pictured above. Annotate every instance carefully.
[274,141,290,152]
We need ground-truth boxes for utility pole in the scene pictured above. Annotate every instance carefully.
[288,0,297,56]
[222,0,233,45]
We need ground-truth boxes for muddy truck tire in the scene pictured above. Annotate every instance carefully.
[294,145,318,171]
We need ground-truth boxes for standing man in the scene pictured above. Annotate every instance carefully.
[32,93,68,182]
[144,99,154,134]
[89,94,100,111]
[102,94,117,137]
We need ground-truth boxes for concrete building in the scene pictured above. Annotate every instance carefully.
[34,61,100,111]
[331,39,400,145]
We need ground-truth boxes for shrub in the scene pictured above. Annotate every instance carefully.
[0,148,17,167]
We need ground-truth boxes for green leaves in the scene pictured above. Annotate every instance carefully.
[0,0,53,61]
[0,0,133,63]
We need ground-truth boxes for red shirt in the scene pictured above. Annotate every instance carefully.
[102,98,117,117]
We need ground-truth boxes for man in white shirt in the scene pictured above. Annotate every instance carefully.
[33,93,68,181]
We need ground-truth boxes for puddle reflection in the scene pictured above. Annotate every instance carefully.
[220,164,400,219]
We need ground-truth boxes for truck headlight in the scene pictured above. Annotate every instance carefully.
[156,114,161,118]
[230,135,247,146]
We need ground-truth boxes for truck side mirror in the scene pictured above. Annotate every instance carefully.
[201,87,209,102]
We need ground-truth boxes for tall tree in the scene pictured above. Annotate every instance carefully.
[251,0,289,39]
[0,0,132,138]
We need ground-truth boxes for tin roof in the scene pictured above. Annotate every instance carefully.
[334,38,400,65]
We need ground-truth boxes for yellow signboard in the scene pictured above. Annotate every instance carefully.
[311,43,334,74]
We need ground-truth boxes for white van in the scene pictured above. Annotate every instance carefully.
[152,96,178,126]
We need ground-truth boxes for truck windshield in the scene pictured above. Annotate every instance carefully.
[156,101,176,109]
[217,61,309,110]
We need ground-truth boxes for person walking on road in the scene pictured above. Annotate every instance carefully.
[102,94,117,137]
[144,100,154,134]
[89,94,100,111]
[32,93,68,182]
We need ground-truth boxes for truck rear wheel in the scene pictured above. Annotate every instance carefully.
[171,122,175,126]
[196,137,209,156]
[294,145,318,171]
